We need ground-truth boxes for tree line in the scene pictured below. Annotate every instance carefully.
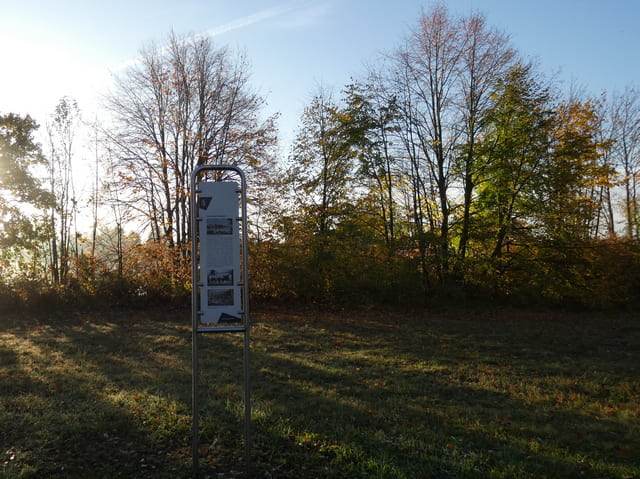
[1,6,639,311]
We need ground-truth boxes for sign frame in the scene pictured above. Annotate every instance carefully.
[190,164,251,475]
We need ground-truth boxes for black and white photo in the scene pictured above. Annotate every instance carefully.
[206,217,232,235]
[207,288,234,306]
[207,268,233,286]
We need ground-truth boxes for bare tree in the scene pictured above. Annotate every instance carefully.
[392,4,463,276]
[47,96,81,284]
[591,94,617,238]
[90,117,101,257]
[104,32,277,247]
[607,87,640,239]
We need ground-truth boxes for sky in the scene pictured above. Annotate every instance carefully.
[1,0,639,153]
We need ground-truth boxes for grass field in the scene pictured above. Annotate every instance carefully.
[1,307,638,478]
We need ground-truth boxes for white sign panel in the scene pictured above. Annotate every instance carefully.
[198,181,241,324]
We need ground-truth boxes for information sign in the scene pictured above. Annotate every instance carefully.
[197,181,242,324]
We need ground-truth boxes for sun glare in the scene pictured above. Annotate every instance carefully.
[0,27,111,129]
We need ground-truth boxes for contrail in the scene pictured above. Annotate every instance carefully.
[200,2,298,39]
[111,1,302,73]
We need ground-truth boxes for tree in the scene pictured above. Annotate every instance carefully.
[536,98,613,242]
[393,4,463,276]
[342,79,400,248]
[47,96,81,284]
[593,94,618,237]
[476,63,555,258]
[0,113,52,273]
[276,89,356,300]
[104,32,276,247]
[89,117,103,257]
[455,12,515,260]
[607,87,640,239]
[287,88,355,236]
[476,65,613,256]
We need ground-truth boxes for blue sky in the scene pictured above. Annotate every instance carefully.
[1,0,639,149]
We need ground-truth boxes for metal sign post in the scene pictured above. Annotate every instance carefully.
[190,165,250,476]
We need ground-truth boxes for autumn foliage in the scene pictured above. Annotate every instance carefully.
[2,8,640,311]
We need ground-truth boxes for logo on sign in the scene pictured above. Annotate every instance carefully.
[199,196,212,210]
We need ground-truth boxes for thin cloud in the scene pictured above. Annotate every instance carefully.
[201,2,298,39]
[110,1,305,74]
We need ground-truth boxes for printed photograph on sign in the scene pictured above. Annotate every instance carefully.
[206,217,232,235]
[208,288,234,306]
[207,268,233,286]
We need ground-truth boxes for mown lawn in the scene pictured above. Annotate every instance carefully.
[1,307,638,478]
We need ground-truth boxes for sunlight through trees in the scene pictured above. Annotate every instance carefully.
[1,6,639,310]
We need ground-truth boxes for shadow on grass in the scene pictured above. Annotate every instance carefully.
[1,308,639,478]
[243,309,639,478]
[0,311,199,478]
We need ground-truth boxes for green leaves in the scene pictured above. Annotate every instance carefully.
[0,113,52,256]
[288,90,356,236]
[0,113,49,205]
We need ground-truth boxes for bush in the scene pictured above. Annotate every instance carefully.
[0,240,192,312]
[460,239,640,310]
[2,235,638,312]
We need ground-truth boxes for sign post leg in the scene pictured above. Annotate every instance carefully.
[192,324,200,475]
[244,326,251,473]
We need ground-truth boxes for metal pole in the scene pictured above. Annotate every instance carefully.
[239,172,252,473]
[191,169,200,476]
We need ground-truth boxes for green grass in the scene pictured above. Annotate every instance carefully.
[1,308,638,478]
